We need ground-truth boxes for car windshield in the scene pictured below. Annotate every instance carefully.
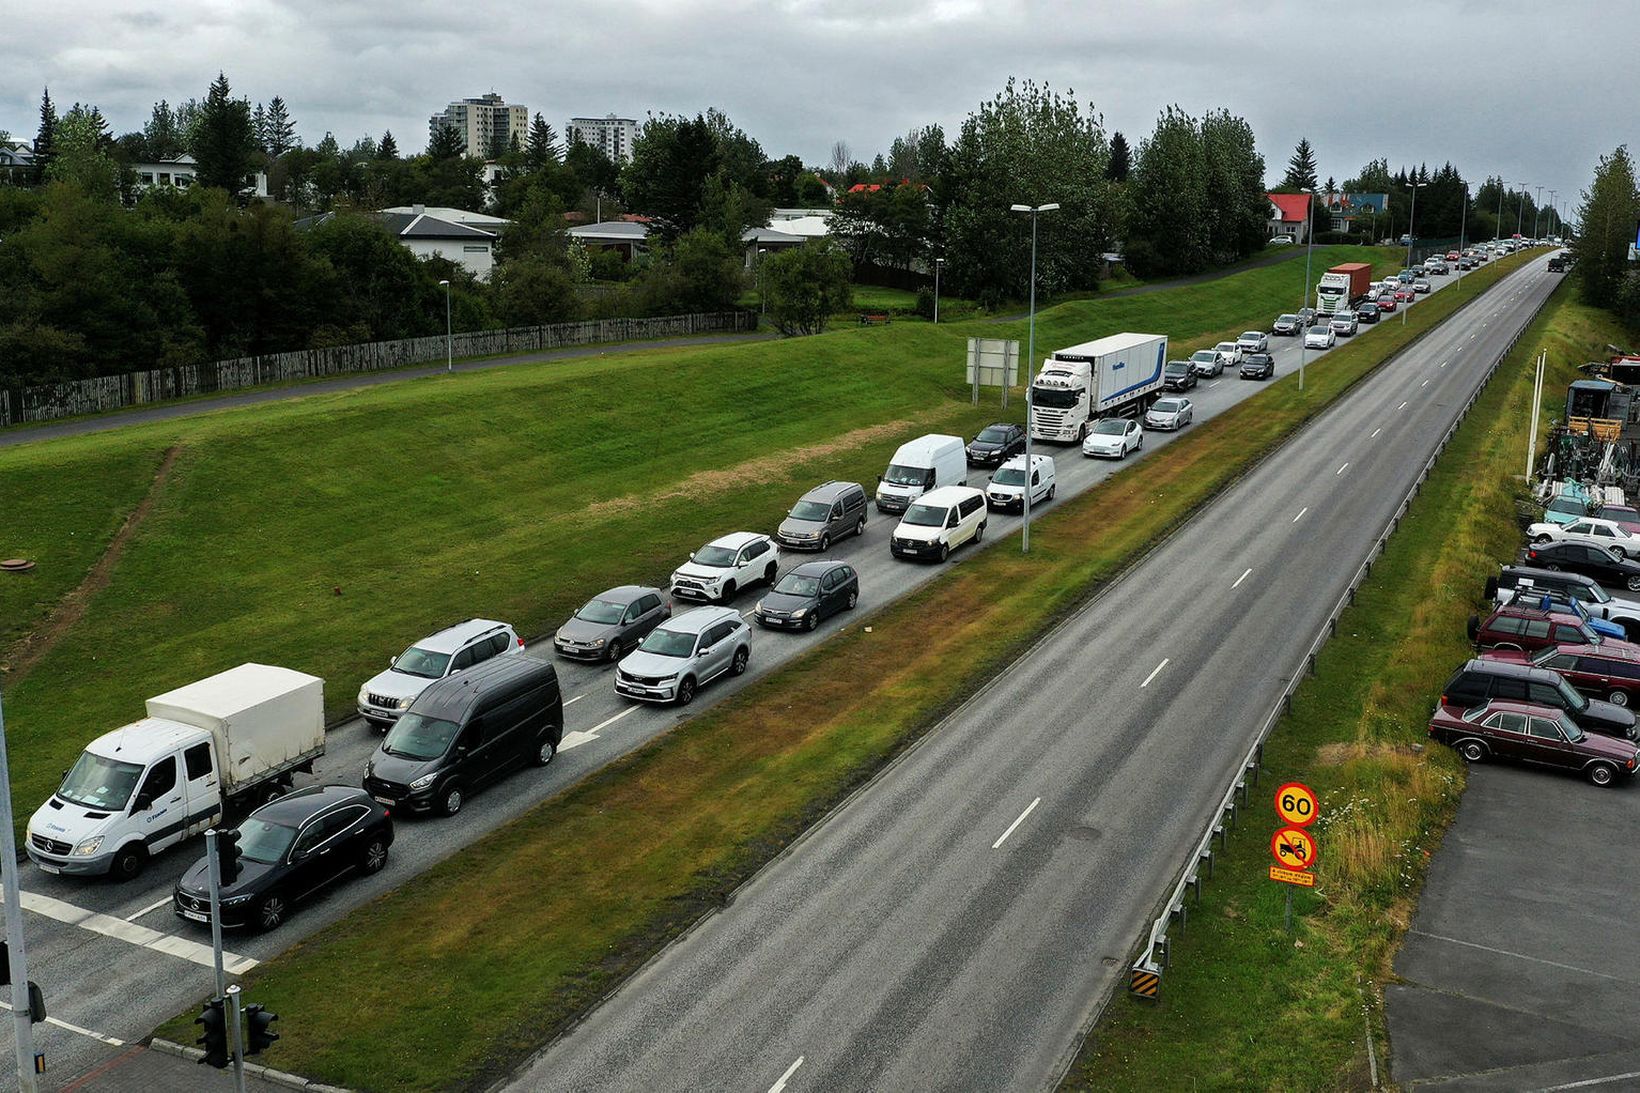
[1241,332,1262,340]
[1560,714,1586,742]
[774,574,821,597]
[1548,498,1586,516]
[883,463,931,486]
[976,426,1011,443]
[575,598,626,625]
[1191,351,1216,363]
[394,646,450,679]
[902,502,948,527]
[692,544,738,567]
[1584,583,1611,604]
[1557,677,1589,711]
[639,628,697,657]
[1165,362,1190,374]
[788,500,831,521]
[1216,343,1237,352]
[1092,420,1129,436]
[57,752,143,810]
[381,713,460,762]
[1153,400,1181,413]
[1031,386,1081,409]
[1277,314,1297,323]
[236,818,298,864]
[994,467,1027,485]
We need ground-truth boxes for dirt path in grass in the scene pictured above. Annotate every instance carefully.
[2,444,182,683]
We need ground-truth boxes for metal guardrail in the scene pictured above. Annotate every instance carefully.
[1128,261,1555,998]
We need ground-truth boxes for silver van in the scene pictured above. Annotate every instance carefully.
[777,481,868,551]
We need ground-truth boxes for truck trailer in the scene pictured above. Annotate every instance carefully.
[1029,332,1168,442]
[1316,262,1375,315]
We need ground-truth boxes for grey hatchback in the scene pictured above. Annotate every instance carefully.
[553,586,670,662]
[754,560,860,631]
[777,481,868,551]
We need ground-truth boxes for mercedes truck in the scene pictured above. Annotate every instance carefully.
[1029,332,1168,442]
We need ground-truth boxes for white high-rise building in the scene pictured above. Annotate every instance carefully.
[567,115,639,165]
[429,93,529,160]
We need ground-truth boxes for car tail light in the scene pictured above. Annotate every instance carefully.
[518,636,526,649]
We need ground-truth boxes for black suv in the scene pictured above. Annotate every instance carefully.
[965,423,1026,467]
[173,785,393,931]
[1441,659,1638,739]
[1163,360,1199,391]
[1521,541,1640,592]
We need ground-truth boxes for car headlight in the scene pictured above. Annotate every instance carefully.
[73,836,104,856]
[221,893,255,906]
[409,773,437,791]
[364,760,374,779]
[790,607,810,619]
[398,695,415,709]
[357,687,370,704]
[587,637,605,648]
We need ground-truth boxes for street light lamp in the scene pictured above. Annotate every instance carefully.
[1010,202,1059,554]
[1403,180,1428,325]
[438,279,452,372]
[933,257,945,324]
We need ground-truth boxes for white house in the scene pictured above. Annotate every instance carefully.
[380,206,511,233]
[296,206,499,280]
[566,220,649,261]
[130,154,270,199]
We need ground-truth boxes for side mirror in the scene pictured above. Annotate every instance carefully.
[390,655,397,667]
[688,551,696,560]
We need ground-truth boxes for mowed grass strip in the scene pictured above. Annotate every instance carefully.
[0,247,1382,823]
[162,251,1539,1091]
[1066,268,1601,1091]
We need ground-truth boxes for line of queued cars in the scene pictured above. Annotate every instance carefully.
[1428,480,1640,787]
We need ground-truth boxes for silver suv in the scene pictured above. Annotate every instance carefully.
[614,607,750,705]
[777,481,868,551]
[357,618,523,727]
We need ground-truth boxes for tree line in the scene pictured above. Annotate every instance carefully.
[1573,146,1640,330]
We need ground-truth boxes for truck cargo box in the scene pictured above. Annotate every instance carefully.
[146,664,325,793]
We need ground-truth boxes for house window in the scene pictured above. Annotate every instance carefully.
[140,173,154,184]
[463,245,489,253]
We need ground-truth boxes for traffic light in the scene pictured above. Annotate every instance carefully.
[196,998,229,1068]
[217,828,243,884]
[244,1003,279,1055]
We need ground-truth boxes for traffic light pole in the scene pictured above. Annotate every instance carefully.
[205,828,227,1000]
[226,984,248,1093]
[0,692,41,1093]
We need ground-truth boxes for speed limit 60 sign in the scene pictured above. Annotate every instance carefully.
[1275,782,1318,827]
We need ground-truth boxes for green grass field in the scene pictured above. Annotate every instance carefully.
[1066,272,1619,1091]
[138,247,1527,1091]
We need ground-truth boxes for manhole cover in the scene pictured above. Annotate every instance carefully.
[0,560,35,573]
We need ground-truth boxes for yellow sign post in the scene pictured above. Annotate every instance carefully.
[1270,783,1320,930]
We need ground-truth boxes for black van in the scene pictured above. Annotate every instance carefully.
[363,655,562,817]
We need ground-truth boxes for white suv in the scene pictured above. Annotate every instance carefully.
[671,532,781,603]
[614,607,751,705]
[357,619,523,727]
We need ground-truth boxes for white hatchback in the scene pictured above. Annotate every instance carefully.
[1303,326,1336,350]
[1082,417,1144,459]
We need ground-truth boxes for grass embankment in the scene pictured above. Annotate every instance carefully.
[1066,271,1615,1091]
[154,251,1532,1090]
[0,246,1382,821]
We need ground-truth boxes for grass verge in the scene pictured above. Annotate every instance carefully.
[154,251,1539,1090]
[1063,272,1622,1090]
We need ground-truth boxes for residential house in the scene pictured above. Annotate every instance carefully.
[130,154,269,199]
[1322,192,1389,233]
[295,206,499,280]
[1266,192,1312,243]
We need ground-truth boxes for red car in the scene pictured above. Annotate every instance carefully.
[1427,699,1639,785]
[1377,297,1398,312]
[1467,604,1622,654]
[1482,642,1640,708]
[1596,504,1640,537]
[1394,288,1415,303]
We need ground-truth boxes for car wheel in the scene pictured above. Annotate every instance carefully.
[819,533,830,552]
[1543,563,1561,572]
[439,783,463,817]
[1531,533,1552,544]
[605,638,625,664]
[1137,436,1144,451]
[1047,484,1056,500]
[676,676,697,705]
[256,893,287,932]
[855,515,866,538]
[1458,740,1487,763]
[846,588,858,610]
[1609,689,1630,708]
[360,837,389,875]
[764,562,778,586]
[532,734,557,767]
[720,579,737,603]
[1628,574,1640,593]
[1588,761,1618,787]
[110,844,147,883]
[804,612,819,632]
[974,521,986,543]
[938,543,950,562]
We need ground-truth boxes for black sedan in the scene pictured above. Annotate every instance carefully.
[753,560,859,631]
[1355,306,1381,325]
[966,423,1026,467]
[1239,352,1275,380]
[173,785,393,931]
[1522,541,1640,593]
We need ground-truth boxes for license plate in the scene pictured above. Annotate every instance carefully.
[36,862,59,875]
[372,795,396,806]
[181,908,209,923]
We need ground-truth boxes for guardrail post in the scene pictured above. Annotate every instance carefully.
[1283,694,1293,716]
[1329,617,1338,637]
[1214,823,1226,850]
[1236,780,1247,806]
[1201,849,1214,879]
[1307,652,1318,676]
[1191,873,1202,906]
[1348,586,1356,606]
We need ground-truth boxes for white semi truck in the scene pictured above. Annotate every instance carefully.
[1029,332,1168,442]
[26,663,326,881]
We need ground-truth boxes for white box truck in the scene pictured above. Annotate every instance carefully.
[26,664,325,881]
[1029,332,1168,442]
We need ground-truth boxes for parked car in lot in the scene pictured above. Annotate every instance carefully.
[1163,360,1199,391]
[964,423,1026,469]
[1440,658,1638,739]
[1594,504,1640,536]
[1236,330,1270,354]
[1303,326,1336,350]
[1144,397,1193,431]
[777,480,868,551]
[614,606,750,705]
[173,786,393,931]
[890,485,987,562]
[1542,489,1592,526]
[358,619,524,728]
[1527,516,1640,559]
[1240,352,1276,380]
[1482,643,1640,708]
[1489,565,1640,638]
[1213,341,1243,367]
[1082,417,1144,459]
[1189,349,1223,377]
[671,532,781,603]
[554,587,669,663]
[364,654,563,815]
[1355,305,1381,325]
[986,454,1055,510]
[1495,584,1627,639]
[1426,700,1639,786]
[753,560,858,632]
[1467,603,1615,653]
[1520,540,1640,592]
[1329,312,1359,337]
[1273,314,1301,336]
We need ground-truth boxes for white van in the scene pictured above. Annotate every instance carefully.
[986,454,1055,512]
[890,485,988,562]
[875,434,967,514]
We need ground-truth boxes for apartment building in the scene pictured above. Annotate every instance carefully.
[428,93,529,160]
[566,114,639,164]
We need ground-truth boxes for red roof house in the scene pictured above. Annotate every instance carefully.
[1267,192,1313,242]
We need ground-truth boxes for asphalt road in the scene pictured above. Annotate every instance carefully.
[15,256,1495,1087]
[504,255,1562,1092]
[1386,762,1640,1091]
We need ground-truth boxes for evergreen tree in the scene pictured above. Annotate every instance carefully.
[527,113,560,165]
[1574,146,1640,311]
[1282,137,1318,191]
[427,122,464,160]
[193,72,257,193]
[264,96,297,155]
[143,100,186,159]
[34,87,57,175]
[378,130,399,159]
[1106,130,1130,182]
[252,102,269,154]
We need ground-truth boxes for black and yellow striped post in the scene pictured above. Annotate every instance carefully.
[1128,965,1161,1000]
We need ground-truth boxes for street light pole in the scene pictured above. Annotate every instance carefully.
[1299,189,1314,392]
[1516,183,1529,238]
[1533,184,1545,238]
[1495,179,1508,242]
[1456,184,1469,293]
[438,279,452,372]
[1011,202,1059,555]
[933,257,944,324]
[0,691,40,1093]
[1404,180,1427,326]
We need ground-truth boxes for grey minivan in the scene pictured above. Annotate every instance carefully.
[553,586,669,662]
[776,481,868,551]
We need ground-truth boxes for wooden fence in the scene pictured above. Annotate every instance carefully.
[0,310,758,427]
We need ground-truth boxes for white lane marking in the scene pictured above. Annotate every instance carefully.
[1370,428,1382,439]
[1207,380,1221,388]
[560,704,642,752]
[1232,568,1252,589]
[564,693,585,706]
[588,706,639,734]
[1538,1071,1640,1091]
[124,895,173,922]
[0,1000,126,1046]
[769,1056,805,1093]
[20,891,257,974]
[1420,379,1429,388]
[1336,462,1349,476]
[1292,507,1308,523]
[1397,401,1409,410]
[1140,658,1170,688]
[1440,360,1448,368]
[1408,930,1631,983]
[742,610,754,619]
[992,797,1042,849]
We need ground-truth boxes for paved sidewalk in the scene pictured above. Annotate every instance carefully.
[56,1044,298,1092]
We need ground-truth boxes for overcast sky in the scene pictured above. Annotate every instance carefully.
[4,0,1628,216]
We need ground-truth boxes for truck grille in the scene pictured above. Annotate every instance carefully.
[31,834,71,856]
[366,693,398,709]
